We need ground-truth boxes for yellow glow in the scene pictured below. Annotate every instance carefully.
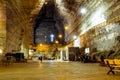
[55,40,59,44]
[58,34,62,38]
[28,56,32,60]
[65,46,68,49]
[45,1,48,5]
[37,44,49,51]
[64,26,68,30]
[36,44,57,52]
[40,44,43,46]
[0,49,2,53]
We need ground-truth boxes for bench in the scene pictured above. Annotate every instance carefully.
[104,59,120,75]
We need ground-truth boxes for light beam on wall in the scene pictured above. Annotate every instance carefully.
[73,37,80,48]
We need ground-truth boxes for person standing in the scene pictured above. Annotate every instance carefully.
[39,56,42,62]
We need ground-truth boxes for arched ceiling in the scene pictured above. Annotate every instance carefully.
[1,0,120,52]
[4,0,43,52]
[32,0,89,44]
[33,0,66,44]
[3,0,88,52]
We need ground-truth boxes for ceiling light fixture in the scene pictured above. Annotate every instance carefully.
[80,8,87,14]
[45,1,48,5]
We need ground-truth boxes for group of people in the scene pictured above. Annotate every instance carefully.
[79,53,105,63]
[79,54,93,63]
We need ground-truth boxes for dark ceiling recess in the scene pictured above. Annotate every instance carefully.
[33,0,65,45]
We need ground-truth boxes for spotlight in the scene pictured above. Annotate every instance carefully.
[80,8,87,14]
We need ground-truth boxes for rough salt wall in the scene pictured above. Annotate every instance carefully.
[79,0,120,52]
[60,0,120,52]
[0,0,6,53]
[5,0,39,56]
[34,0,65,44]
